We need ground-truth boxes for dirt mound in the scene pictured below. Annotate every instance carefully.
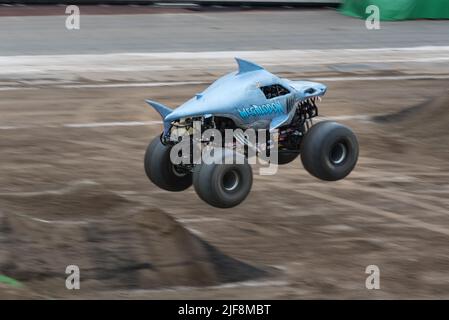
[0,182,266,298]
[0,180,134,220]
[373,91,449,158]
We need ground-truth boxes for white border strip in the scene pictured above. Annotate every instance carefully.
[2,46,449,75]
[1,74,448,92]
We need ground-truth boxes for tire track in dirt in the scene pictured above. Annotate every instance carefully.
[294,189,449,237]
[293,181,449,217]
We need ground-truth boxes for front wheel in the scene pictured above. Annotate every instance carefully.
[144,136,192,191]
[193,161,253,208]
[276,151,300,165]
[301,121,358,181]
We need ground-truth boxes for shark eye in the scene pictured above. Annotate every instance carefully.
[305,88,316,94]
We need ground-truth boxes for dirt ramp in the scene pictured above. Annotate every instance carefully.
[0,182,266,298]
[374,91,449,159]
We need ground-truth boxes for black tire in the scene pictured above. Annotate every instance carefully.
[276,151,300,165]
[144,136,192,191]
[193,161,253,208]
[301,121,358,181]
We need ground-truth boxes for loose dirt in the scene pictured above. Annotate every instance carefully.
[1,78,449,298]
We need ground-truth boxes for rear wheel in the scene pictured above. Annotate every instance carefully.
[300,121,358,181]
[144,136,192,191]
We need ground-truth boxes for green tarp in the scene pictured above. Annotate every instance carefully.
[340,0,449,20]
[0,275,22,288]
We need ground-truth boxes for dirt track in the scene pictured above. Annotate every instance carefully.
[1,76,449,299]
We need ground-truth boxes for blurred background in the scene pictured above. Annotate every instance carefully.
[1,0,449,299]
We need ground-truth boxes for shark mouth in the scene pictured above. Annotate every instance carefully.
[296,96,321,119]
[299,96,322,106]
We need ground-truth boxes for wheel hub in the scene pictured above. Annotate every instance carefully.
[172,164,188,177]
[329,142,347,165]
[222,170,240,191]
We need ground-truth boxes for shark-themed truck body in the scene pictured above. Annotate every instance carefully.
[144,58,359,208]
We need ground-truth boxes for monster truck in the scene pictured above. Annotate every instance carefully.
[144,58,359,208]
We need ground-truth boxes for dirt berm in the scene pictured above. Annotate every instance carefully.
[373,91,449,159]
[0,181,266,298]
